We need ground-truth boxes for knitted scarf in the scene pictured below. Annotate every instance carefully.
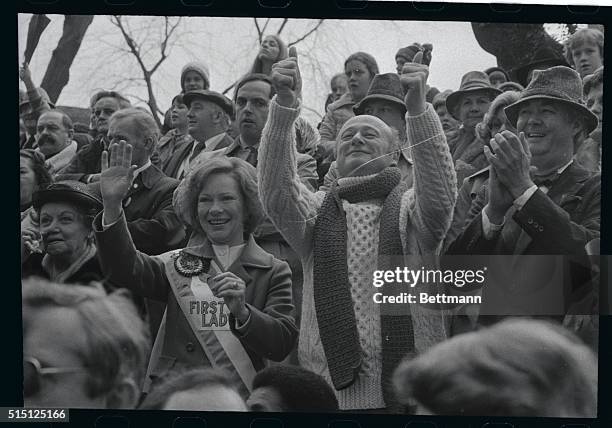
[313,166,414,404]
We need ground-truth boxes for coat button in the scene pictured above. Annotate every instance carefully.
[539,226,544,232]
[186,342,195,352]
[528,218,533,224]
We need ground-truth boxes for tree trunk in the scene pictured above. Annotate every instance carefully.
[40,15,95,104]
[471,23,563,81]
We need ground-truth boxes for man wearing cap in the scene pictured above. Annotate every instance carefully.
[19,62,53,150]
[163,89,234,179]
[446,70,502,184]
[57,90,132,183]
[322,73,415,190]
[446,66,600,329]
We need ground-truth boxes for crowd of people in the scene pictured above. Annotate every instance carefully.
[20,27,602,416]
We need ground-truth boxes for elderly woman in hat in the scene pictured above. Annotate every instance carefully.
[21,181,106,289]
[94,145,297,397]
[446,71,502,184]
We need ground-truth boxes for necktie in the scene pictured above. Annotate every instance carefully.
[189,141,207,163]
[245,146,258,168]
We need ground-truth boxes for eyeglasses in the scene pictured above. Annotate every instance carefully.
[23,356,87,398]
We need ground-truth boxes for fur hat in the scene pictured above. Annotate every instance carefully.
[504,66,598,135]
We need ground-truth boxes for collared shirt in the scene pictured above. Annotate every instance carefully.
[482,160,574,239]
[177,133,228,179]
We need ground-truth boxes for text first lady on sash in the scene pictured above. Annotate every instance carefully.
[93,144,298,396]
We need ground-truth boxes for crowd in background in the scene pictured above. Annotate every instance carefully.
[20,27,602,416]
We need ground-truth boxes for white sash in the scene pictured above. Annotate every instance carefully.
[164,252,257,392]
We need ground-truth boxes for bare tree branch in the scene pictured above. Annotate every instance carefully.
[109,15,183,129]
[261,18,271,36]
[254,18,263,44]
[276,18,289,36]
[288,20,324,47]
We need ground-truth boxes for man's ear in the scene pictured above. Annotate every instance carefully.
[105,377,140,409]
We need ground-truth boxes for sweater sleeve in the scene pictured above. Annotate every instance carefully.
[257,98,322,259]
[405,103,457,252]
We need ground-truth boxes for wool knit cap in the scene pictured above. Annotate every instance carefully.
[353,73,406,115]
[514,46,569,87]
[181,61,211,91]
[395,43,433,66]
[446,71,502,120]
[505,66,598,135]
[344,52,380,77]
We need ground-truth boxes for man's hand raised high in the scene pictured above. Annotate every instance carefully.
[271,46,301,108]
[400,50,429,117]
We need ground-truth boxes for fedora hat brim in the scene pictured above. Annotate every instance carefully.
[504,94,599,135]
[353,94,407,115]
[183,91,234,117]
[446,87,502,120]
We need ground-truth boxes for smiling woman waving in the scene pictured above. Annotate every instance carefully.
[93,144,297,398]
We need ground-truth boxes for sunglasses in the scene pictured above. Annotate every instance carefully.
[23,356,86,398]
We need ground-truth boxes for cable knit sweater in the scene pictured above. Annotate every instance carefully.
[258,98,457,410]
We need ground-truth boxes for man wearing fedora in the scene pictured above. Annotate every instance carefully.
[446,66,600,333]
[446,70,502,184]
[163,89,234,179]
[322,73,414,190]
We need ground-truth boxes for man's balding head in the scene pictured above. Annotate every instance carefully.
[336,115,399,178]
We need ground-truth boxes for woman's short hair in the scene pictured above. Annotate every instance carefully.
[173,156,264,236]
[20,149,53,189]
[393,318,597,417]
[139,367,239,410]
[22,278,151,400]
[583,66,604,96]
[475,91,521,141]
[252,365,339,412]
[564,28,605,68]
[344,52,380,78]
